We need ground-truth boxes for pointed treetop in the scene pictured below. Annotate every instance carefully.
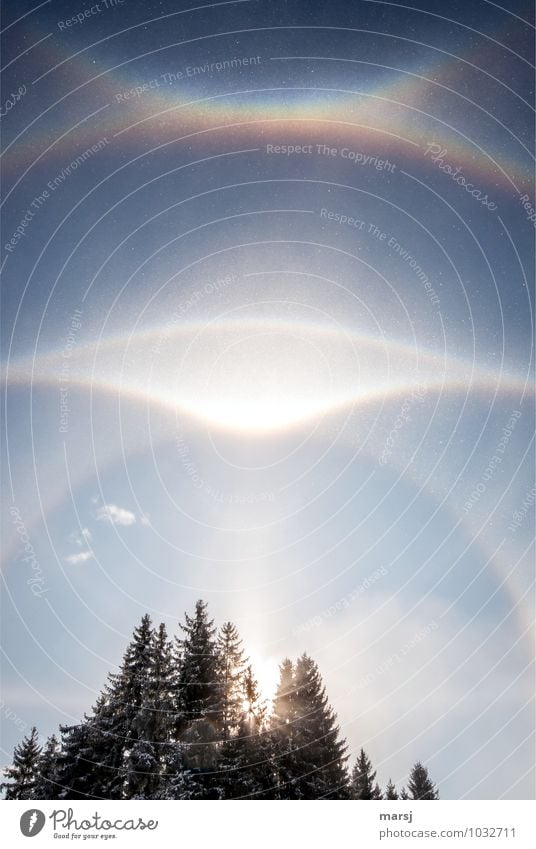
[407,761,439,800]
[351,748,382,799]
[384,778,399,800]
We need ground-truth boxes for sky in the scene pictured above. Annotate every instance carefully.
[1,0,534,800]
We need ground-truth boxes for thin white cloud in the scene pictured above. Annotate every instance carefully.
[81,527,92,543]
[96,503,137,526]
[69,527,93,547]
[65,551,93,565]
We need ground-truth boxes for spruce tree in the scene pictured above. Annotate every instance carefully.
[271,658,295,726]
[55,696,116,799]
[243,664,266,727]
[1,727,41,799]
[384,778,399,800]
[177,718,222,798]
[33,734,60,799]
[3,604,439,802]
[175,600,221,736]
[56,615,157,799]
[218,666,275,799]
[107,614,156,798]
[140,622,177,797]
[291,654,349,799]
[271,655,349,799]
[158,743,206,799]
[217,621,248,740]
[407,762,439,799]
[270,658,299,797]
[218,715,276,799]
[54,721,93,799]
[350,748,383,799]
[126,621,179,798]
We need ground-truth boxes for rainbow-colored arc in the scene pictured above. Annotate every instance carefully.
[4,20,533,194]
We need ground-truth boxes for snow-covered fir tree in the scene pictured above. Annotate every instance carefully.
[157,741,208,800]
[108,613,158,798]
[271,658,295,728]
[271,655,349,799]
[2,602,440,801]
[139,622,177,798]
[291,654,349,799]
[218,666,275,799]
[54,615,157,799]
[171,718,221,799]
[33,734,60,799]
[217,621,248,740]
[270,658,299,797]
[350,748,383,799]
[1,726,41,799]
[54,695,117,799]
[175,600,221,738]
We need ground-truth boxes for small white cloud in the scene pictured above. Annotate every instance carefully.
[96,503,137,526]
[69,527,93,547]
[65,551,93,565]
[140,514,151,527]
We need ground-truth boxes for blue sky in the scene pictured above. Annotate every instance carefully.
[1,0,534,799]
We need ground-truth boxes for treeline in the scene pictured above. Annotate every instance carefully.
[2,600,439,800]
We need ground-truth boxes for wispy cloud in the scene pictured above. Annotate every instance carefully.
[69,527,92,547]
[65,550,93,565]
[96,503,137,526]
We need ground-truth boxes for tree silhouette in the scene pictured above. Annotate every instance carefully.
[350,749,382,799]
[1,727,41,799]
[2,602,440,801]
[407,761,439,799]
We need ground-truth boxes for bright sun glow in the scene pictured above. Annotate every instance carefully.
[152,322,426,434]
[248,652,280,705]
[176,330,341,433]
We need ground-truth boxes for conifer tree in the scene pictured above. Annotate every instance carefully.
[271,658,295,727]
[158,742,207,800]
[54,721,93,799]
[149,623,176,744]
[407,761,439,799]
[33,734,60,799]
[243,664,266,727]
[56,615,157,799]
[175,600,221,736]
[218,715,276,799]
[54,696,116,800]
[291,654,349,799]
[218,666,275,799]
[384,778,399,800]
[270,658,298,797]
[140,622,177,797]
[108,614,156,798]
[1,727,41,799]
[350,748,383,799]
[271,655,349,799]
[126,621,179,798]
[176,718,222,798]
[217,621,248,740]
[2,602,442,802]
